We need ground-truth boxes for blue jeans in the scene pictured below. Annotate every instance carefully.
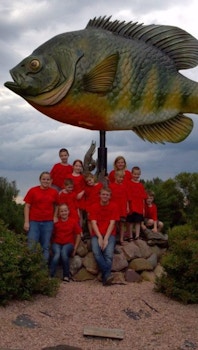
[28,220,54,262]
[50,243,74,278]
[91,235,115,284]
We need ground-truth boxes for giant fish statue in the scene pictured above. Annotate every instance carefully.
[4,16,198,143]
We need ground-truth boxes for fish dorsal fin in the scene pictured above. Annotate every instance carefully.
[83,53,119,92]
[132,114,193,143]
[87,16,198,70]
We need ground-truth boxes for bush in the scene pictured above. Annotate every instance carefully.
[155,225,198,304]
[0,221,60,306]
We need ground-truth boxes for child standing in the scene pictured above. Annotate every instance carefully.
[141,190,164,233]
[58,178,80,223]
[84,173,103,235]
[127,166,147,240]
[108,156,132,184]
[109,170,129,245]
[23,171,59,262]
[50,204,82,282]
[66,160,86,226]
[50,148,72,191]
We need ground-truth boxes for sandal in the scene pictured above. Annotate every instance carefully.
[128,237,134,242]
[63,277,70,283]
[134,236,139,240]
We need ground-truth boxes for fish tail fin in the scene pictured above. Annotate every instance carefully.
[132,114,193,143]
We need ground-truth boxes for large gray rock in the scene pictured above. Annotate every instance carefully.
[112,251,129,271]
[125,269,142,283]
[69,255,82,276]
[73,267,96,281]
[76,240,88,257]
[82,251,99,275]
[121,242,142,261]
[129,258,153,272]
[134,239,153,258]
[147,253,158,269]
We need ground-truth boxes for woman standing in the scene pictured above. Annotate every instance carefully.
[23,171,59,262]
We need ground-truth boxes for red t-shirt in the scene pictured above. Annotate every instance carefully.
[50,163,73,189]
[65,174,86,209]
[51,217,81,245]
[89,200,119,236]
[58,190,79,221]
[109,182,129,217]
[128,181,147,215]
[145,203,158,221]
[84,182,103,212]
[108,169,132,184]
[24,186,59,221]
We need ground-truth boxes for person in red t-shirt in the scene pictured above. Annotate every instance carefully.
[141,190,164,233]
[84,173,103,236]
[109,170,130,245]
[108,156,132,185]
[50,204,82,281]
[23,171,59,262]
[89,187,119,286]
[50,148,72,191]
[57,178,80,224]
[65,159,86,226]
[127,166,147,241]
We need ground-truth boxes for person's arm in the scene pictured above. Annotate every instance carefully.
[72,234,81,256]
[24,203,30,231]
[91,220,104,248]
[152,221,158,233]
[53,205,59,223]
[103,220,116,250]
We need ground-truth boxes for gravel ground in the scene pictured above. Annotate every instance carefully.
[0,280,197,350]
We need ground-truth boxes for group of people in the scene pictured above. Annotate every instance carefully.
[23,149,163,286]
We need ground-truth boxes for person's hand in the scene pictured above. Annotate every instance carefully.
[152,228,158,233]
[103,236,109,250]
[98,236,104,249]
[71,248,77,257]
[23,223,29,231]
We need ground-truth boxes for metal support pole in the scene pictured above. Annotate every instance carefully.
[97,130,107,175]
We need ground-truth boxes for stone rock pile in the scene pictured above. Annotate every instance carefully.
[69,233,168,284]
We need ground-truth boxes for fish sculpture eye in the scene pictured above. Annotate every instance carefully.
[29,59,41,71]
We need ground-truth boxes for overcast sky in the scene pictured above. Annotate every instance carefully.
[1,0,198,198]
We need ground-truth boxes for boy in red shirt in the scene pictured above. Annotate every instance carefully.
[141,190,164,233]
[109,170,129,245]
[127,166,147,240]
[50,148,72,191]
[84,173,103,236]
[50,204,82,282]
[89,187,119,286]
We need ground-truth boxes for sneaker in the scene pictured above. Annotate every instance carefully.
[63,277,70,283]
[103,274,114,286]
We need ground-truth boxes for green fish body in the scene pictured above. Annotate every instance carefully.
[5,16,198,143]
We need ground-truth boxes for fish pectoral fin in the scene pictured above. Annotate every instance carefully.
[132,114,193,144]
[83,53,119,93]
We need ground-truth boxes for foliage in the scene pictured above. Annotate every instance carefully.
[0,221,60,306]
[0,177,24,234]
[143,177,186,230]
[155,225,198,304]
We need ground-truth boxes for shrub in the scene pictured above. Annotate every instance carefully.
[155,225,198,304]
[0,221,60,306]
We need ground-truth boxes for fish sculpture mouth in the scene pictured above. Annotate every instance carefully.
[5,78,73,106]
[4,81,24,96]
